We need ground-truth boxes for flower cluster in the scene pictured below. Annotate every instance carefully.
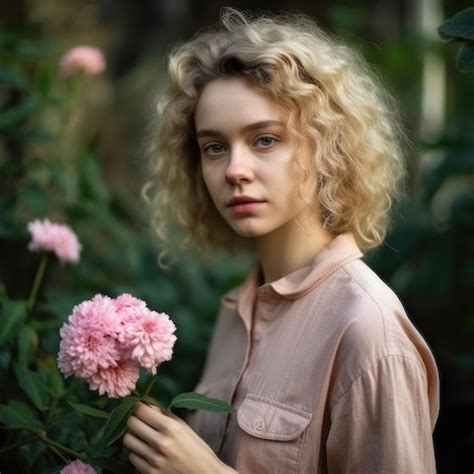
[58,294,177,398]
[60,46,106,76]
[60,460,96,474]
[28,218,81,263]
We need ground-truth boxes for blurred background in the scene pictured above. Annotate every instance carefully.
[1,0,473,472]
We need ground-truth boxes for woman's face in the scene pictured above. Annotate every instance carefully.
[194,76,316,239]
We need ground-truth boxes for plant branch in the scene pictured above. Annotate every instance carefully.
[0,435,36,455]
[27,253,49,312]
[36,431,85,460]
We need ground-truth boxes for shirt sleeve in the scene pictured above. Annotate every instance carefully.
[326,354,437,474]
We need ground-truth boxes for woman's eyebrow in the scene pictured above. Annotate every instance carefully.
[196,120,285,139]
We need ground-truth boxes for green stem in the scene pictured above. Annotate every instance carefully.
[36,431,85,460]
[143,374,157,397]
[0,435,36,455]
[27,253,49,312]
[45,442,69,463]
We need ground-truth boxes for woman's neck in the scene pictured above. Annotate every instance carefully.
[256,211,334,284]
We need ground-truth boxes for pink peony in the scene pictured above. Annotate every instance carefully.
[28,218,81,263]
[88,359,140,398]
[58,295,121,379]
[120,309,177,374]
[60,460,96,474]
[57,293,177,397]
[60,46,106,76]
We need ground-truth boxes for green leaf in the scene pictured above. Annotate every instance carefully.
[0,400,43,430]
[438,7,474,41]
[17,326,38,365]
[5,128,56,144]
[68,401,109,420]
[13,39,55,58]
[38,355,64,397]
[457,43,474,72]
[0,96,41,129]
[99,397,137,448]
[14,363,50,411]
[0,299,27,347]
[81,150,110,204]
[0,64,29,90]
[168,392,234,412]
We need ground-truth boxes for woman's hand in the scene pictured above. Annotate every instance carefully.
[123,402,236,474]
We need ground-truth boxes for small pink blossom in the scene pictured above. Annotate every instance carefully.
[60,460,96,474]
[88,360,140,398]
[58,295,121,379]
[113,293,148,326]
[121,309,177,374]
[28,218,81,263]
[60,46,106,76]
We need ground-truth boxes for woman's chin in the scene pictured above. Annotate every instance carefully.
[230,225,268,239]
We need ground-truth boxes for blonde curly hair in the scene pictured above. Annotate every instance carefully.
[144,7,408,263]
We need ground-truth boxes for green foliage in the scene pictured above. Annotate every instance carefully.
[169,392,234,412]
[98,398,138,450]
[0,27,249,473]
[438,7,474,72]
[0,298,27,346]
[0,400,43,430]
[14,363,50,411]
[68,402,109,420]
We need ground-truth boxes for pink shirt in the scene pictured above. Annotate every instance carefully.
[186,232,440,473]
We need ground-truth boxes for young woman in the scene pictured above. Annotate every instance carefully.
[123,8,439,473]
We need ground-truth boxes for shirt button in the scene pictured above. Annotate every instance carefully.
[254,419,265,431]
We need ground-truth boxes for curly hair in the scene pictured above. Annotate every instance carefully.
[144,7,408,264]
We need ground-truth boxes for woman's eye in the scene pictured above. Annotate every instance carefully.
[256,136,277,148]
[204,144,225,155]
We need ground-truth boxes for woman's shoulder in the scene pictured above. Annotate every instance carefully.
[327,258,439,397]
[329,257,417,349]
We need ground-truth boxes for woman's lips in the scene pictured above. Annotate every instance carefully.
[227,201,265,215]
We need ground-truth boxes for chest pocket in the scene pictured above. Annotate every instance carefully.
[236,394,312,473]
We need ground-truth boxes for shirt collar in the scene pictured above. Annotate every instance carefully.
[221,232,364,316]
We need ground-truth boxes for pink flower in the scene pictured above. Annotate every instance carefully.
[60,46,106,76]
[58,295,121,379]
[58,293,177,397]
[113,293,147,323]
[121,309,177,375]
[88,360,140,398]
[60,460,96,474]
[28,218,81,263]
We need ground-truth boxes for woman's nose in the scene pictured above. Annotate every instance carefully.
[224,146,254,185]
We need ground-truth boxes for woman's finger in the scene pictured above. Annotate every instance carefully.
[134,403,174,433]
[124,431,162,467]
[129,451,157,473]
[127,415,168,451]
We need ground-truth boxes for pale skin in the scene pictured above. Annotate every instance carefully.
[124,403,235,473]
[123,77,334,472]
